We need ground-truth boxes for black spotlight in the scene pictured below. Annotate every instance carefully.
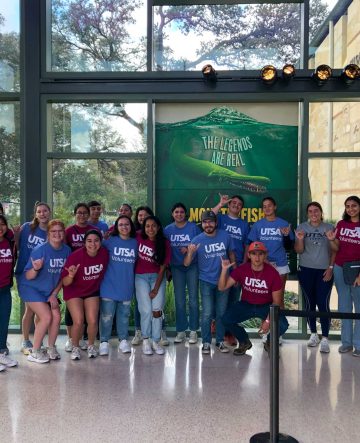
[260,65,277,85]
[202,64,217,83]
[282,64,295,80]
[341,64,360,85]
[312,64,332,85]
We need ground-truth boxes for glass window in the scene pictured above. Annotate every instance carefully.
[0,102,20,225]
[153,3,303,71]
[50,158,147,225]
[49,103,147,153]
[50,0,147,72]
[0,2,20,92]
[308,157,359,222]
[309,102,360,153]
[309,0,359,70]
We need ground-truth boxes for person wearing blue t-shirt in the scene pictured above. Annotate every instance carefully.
[99,215,138,355]
[14,201,51,355]
[248,196,294,310]
[20,220,71,364]
[184,210,236,354]
[164,203,201,344]
[88,200,109,235]
[212,193,250,346]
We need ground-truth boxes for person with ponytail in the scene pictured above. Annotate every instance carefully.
[14,201,51,355]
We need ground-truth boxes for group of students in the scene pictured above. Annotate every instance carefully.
[0,194,359,372]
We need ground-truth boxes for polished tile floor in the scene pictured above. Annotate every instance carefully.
[1,335,359,443]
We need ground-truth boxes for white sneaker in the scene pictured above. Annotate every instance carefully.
[159,330,169,346]
[152,341,165,355]
[131,330,143,345]
[79,339,88,351]
[47,346,61,360]
[142,339,153,355]
[174,332,186,343]
[119,340,131,354]
[99,342,109,356]
[65,338,73,352]
[320,337,330,353]
[307,333,320,347]
[189,331,198,344]
[87,345,98,358]
[0,353,18,367]
[0,363,6,372]
[71,347,81,360]
[27,349,50,364]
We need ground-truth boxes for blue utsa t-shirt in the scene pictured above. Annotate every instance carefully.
[15,223,48,275]
[20,242,71,297]
[217,214,249,264]
[100,236,138,301]
[164,221,201,266]
[248,217,294,266]
[190,229,235,285]
[89,220,109,236]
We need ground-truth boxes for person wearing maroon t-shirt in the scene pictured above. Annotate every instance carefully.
[0,215,18,370]
[62,230,109,360]
[220,241,289,356]
[135,216,171,356]
[328,195,360,356]
[64,202,98,352]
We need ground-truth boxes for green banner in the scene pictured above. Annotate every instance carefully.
[156,105,298,231]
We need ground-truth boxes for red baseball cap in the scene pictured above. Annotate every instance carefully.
[248,241,267,253]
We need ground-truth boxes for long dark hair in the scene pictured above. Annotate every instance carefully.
[343,195,360,221]
[141,215,167,265]
[112,215,136,238]
[134,206,154,231]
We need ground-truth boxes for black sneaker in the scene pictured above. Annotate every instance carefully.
[233,340,252,356]
[216,342,229,353]
[202,343,211,354]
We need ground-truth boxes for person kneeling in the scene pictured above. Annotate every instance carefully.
[219,241,289,356]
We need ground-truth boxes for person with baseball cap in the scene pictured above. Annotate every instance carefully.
[184,210,236,354]
[219,241,289,355]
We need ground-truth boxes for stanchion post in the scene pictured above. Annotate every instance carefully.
[270,304,280,442]
[250,305,299,443]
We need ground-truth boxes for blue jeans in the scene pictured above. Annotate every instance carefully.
[133,295,141,329]
[135,273,165,342]
[200,280,228,344]
[100,298,131,342]
[0,285,12,351]
[334,264,360,349]
[222,301,289,343]
[171,264,199,332]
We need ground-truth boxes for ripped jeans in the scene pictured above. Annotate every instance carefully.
[99,298,131,342]
[135,273,166,342]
